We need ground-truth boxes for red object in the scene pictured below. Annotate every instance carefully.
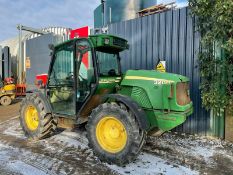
[70,26,90,69]
[36,74,48,87]
[82,52,88,69]
[16,84,26,97]
[70,26,89,39]
[4,77,14,84]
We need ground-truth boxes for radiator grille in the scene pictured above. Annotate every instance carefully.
[176,82,191,106]
[132,87,151,108]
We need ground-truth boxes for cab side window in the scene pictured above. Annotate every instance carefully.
[49,44,74,86]
[76,40,95,103]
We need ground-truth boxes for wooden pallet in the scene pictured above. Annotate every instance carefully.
[138,2,176,17]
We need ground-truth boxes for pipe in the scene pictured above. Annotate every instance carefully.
[109,7,112,23]
[18,24,22,84]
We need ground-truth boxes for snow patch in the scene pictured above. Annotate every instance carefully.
[191,146,214,162]
[50,130,89,149]
[107,152,198,175]
[7,161,47,175]
[3,118,26,139]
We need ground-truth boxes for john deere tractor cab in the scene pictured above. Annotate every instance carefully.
[20,34,193,165]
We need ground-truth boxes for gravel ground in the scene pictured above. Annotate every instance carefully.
[0,100,232,175]
[0,99,21,122]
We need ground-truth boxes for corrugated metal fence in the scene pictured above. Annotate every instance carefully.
[103,7,215,136]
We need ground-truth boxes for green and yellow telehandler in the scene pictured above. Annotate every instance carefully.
[20,34,193,165]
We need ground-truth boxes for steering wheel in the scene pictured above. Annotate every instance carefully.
[108,69,117,76]
[67,72,74,80]
[65,71,86,82]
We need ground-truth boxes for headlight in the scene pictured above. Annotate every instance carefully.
[176,82,191,106]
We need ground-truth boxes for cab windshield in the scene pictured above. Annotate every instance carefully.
[96,51,120,77]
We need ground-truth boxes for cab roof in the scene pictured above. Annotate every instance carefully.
[54,34,129,53]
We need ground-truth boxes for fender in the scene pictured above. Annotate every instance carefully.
[103,94,149,130]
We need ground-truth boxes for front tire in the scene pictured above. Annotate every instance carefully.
[0,96,12,106]
[19,94,57,140]
[86,102,146,165]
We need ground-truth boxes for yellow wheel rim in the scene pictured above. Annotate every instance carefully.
[96,116,127,153]
[25,105,39,131]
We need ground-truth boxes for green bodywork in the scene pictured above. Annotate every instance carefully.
[118,70,193,131]
[52,34,193,132]
[94,70,193,132]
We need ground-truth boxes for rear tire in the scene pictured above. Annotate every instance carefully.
[86,102,146,165]
[20,94,57,140]
[0,96,12,106]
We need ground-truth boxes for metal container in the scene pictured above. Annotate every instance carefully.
[94,0,157,27]
[25,33,64,91]
[3,46,10,79]
[94,4,104,28]
[0,27,70,84]
[104,0,141,26]
[141,0,158,9]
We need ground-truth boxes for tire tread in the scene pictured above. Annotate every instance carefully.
[86,102,146,165]
[19,94,57,140]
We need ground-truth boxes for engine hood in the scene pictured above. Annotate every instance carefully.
[122,70,189,83]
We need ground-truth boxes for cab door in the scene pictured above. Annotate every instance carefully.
[47,43,76,116]
[75,39,96,111]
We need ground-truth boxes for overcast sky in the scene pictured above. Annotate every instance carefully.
[0,0,187,41]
